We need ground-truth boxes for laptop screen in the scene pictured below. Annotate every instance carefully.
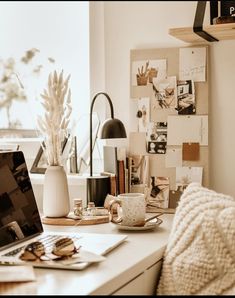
[0,151,43,249]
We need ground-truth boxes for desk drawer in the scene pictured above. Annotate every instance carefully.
[112,260,162,295]
[112,273,145,295]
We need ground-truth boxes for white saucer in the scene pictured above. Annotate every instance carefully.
[116,218,162,231]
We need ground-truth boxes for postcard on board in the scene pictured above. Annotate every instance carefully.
[179,47,206,82]
[167,115,208,146]
[165,148,182,168]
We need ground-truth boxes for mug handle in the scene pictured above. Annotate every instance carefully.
[108,198,122,224]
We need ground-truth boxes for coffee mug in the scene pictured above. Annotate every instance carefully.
[108,193,146,227]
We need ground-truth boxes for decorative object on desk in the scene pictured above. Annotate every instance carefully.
[87,92,127,207]
[91,207,109,216]
[37,70,72,217]
[41,213,110,226]
[73,198,83,218]
[86,201,96,216]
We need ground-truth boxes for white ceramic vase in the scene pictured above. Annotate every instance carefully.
[43,165,70,217]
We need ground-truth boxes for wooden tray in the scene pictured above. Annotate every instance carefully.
[42,212,110,226]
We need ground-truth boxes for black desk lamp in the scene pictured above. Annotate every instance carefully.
[87,92,127,207]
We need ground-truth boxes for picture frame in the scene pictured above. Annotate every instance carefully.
[30,144,47,174]
[30,137,70,174]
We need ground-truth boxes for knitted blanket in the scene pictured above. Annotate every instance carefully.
[157,183,235,295]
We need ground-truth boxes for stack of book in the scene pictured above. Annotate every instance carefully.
[101,146,128,196]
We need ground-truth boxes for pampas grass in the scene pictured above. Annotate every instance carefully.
[37,70,72,166]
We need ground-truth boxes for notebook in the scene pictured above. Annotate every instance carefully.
[0,151,127,270]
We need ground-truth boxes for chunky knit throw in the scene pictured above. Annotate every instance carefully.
[157,183,235,295]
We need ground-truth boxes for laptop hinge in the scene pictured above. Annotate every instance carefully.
[193,1,219,42]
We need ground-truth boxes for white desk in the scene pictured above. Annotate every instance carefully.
[0,214,174,295]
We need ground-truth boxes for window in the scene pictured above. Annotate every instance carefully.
[0,1,89,137]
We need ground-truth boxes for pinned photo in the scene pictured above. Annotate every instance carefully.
[129,155,149,187]
[179,47,206,82]
[176,166,203,191]
[131,59,166,86]
[176,80,196,115]
[152,76,177,109]
[136,97,150,132]
[146,122,167,154]
[147,176,170,209]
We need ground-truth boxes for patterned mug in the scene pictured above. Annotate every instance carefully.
[108,193,146,227]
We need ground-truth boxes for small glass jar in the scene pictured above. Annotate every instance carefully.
[73,198,83,218]
[86,201,95,216]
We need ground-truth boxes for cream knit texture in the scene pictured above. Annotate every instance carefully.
[157,183,235,295]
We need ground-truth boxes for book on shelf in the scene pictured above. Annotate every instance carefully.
[118,160,125,194]
[117,147,127,195]
[103,145,127,195]
[103,146,118,175]
[126,156,133,193]
[100,171,117,196]
[103,146,119,194]
[124,168,129,194]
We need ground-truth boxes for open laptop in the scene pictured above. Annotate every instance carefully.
[0,151,127,270]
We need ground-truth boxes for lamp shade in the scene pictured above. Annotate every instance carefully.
[99,118,127,139]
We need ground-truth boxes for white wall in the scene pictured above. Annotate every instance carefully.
[99,1,235,198]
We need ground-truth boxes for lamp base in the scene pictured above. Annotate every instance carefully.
[87,176,111,207]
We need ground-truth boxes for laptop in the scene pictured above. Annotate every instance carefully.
[0,151,127,270]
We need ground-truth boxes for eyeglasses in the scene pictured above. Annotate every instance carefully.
[20,237,80,262]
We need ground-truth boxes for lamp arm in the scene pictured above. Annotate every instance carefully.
[90,92,114,177]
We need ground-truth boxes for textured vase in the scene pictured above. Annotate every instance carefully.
[43,165,70,217]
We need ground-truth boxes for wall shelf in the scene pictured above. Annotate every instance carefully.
[169,23,235,44]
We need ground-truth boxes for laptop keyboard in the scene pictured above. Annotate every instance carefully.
[3,234,81,257]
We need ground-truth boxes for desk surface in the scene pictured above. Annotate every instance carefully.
[0,214,174,295]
